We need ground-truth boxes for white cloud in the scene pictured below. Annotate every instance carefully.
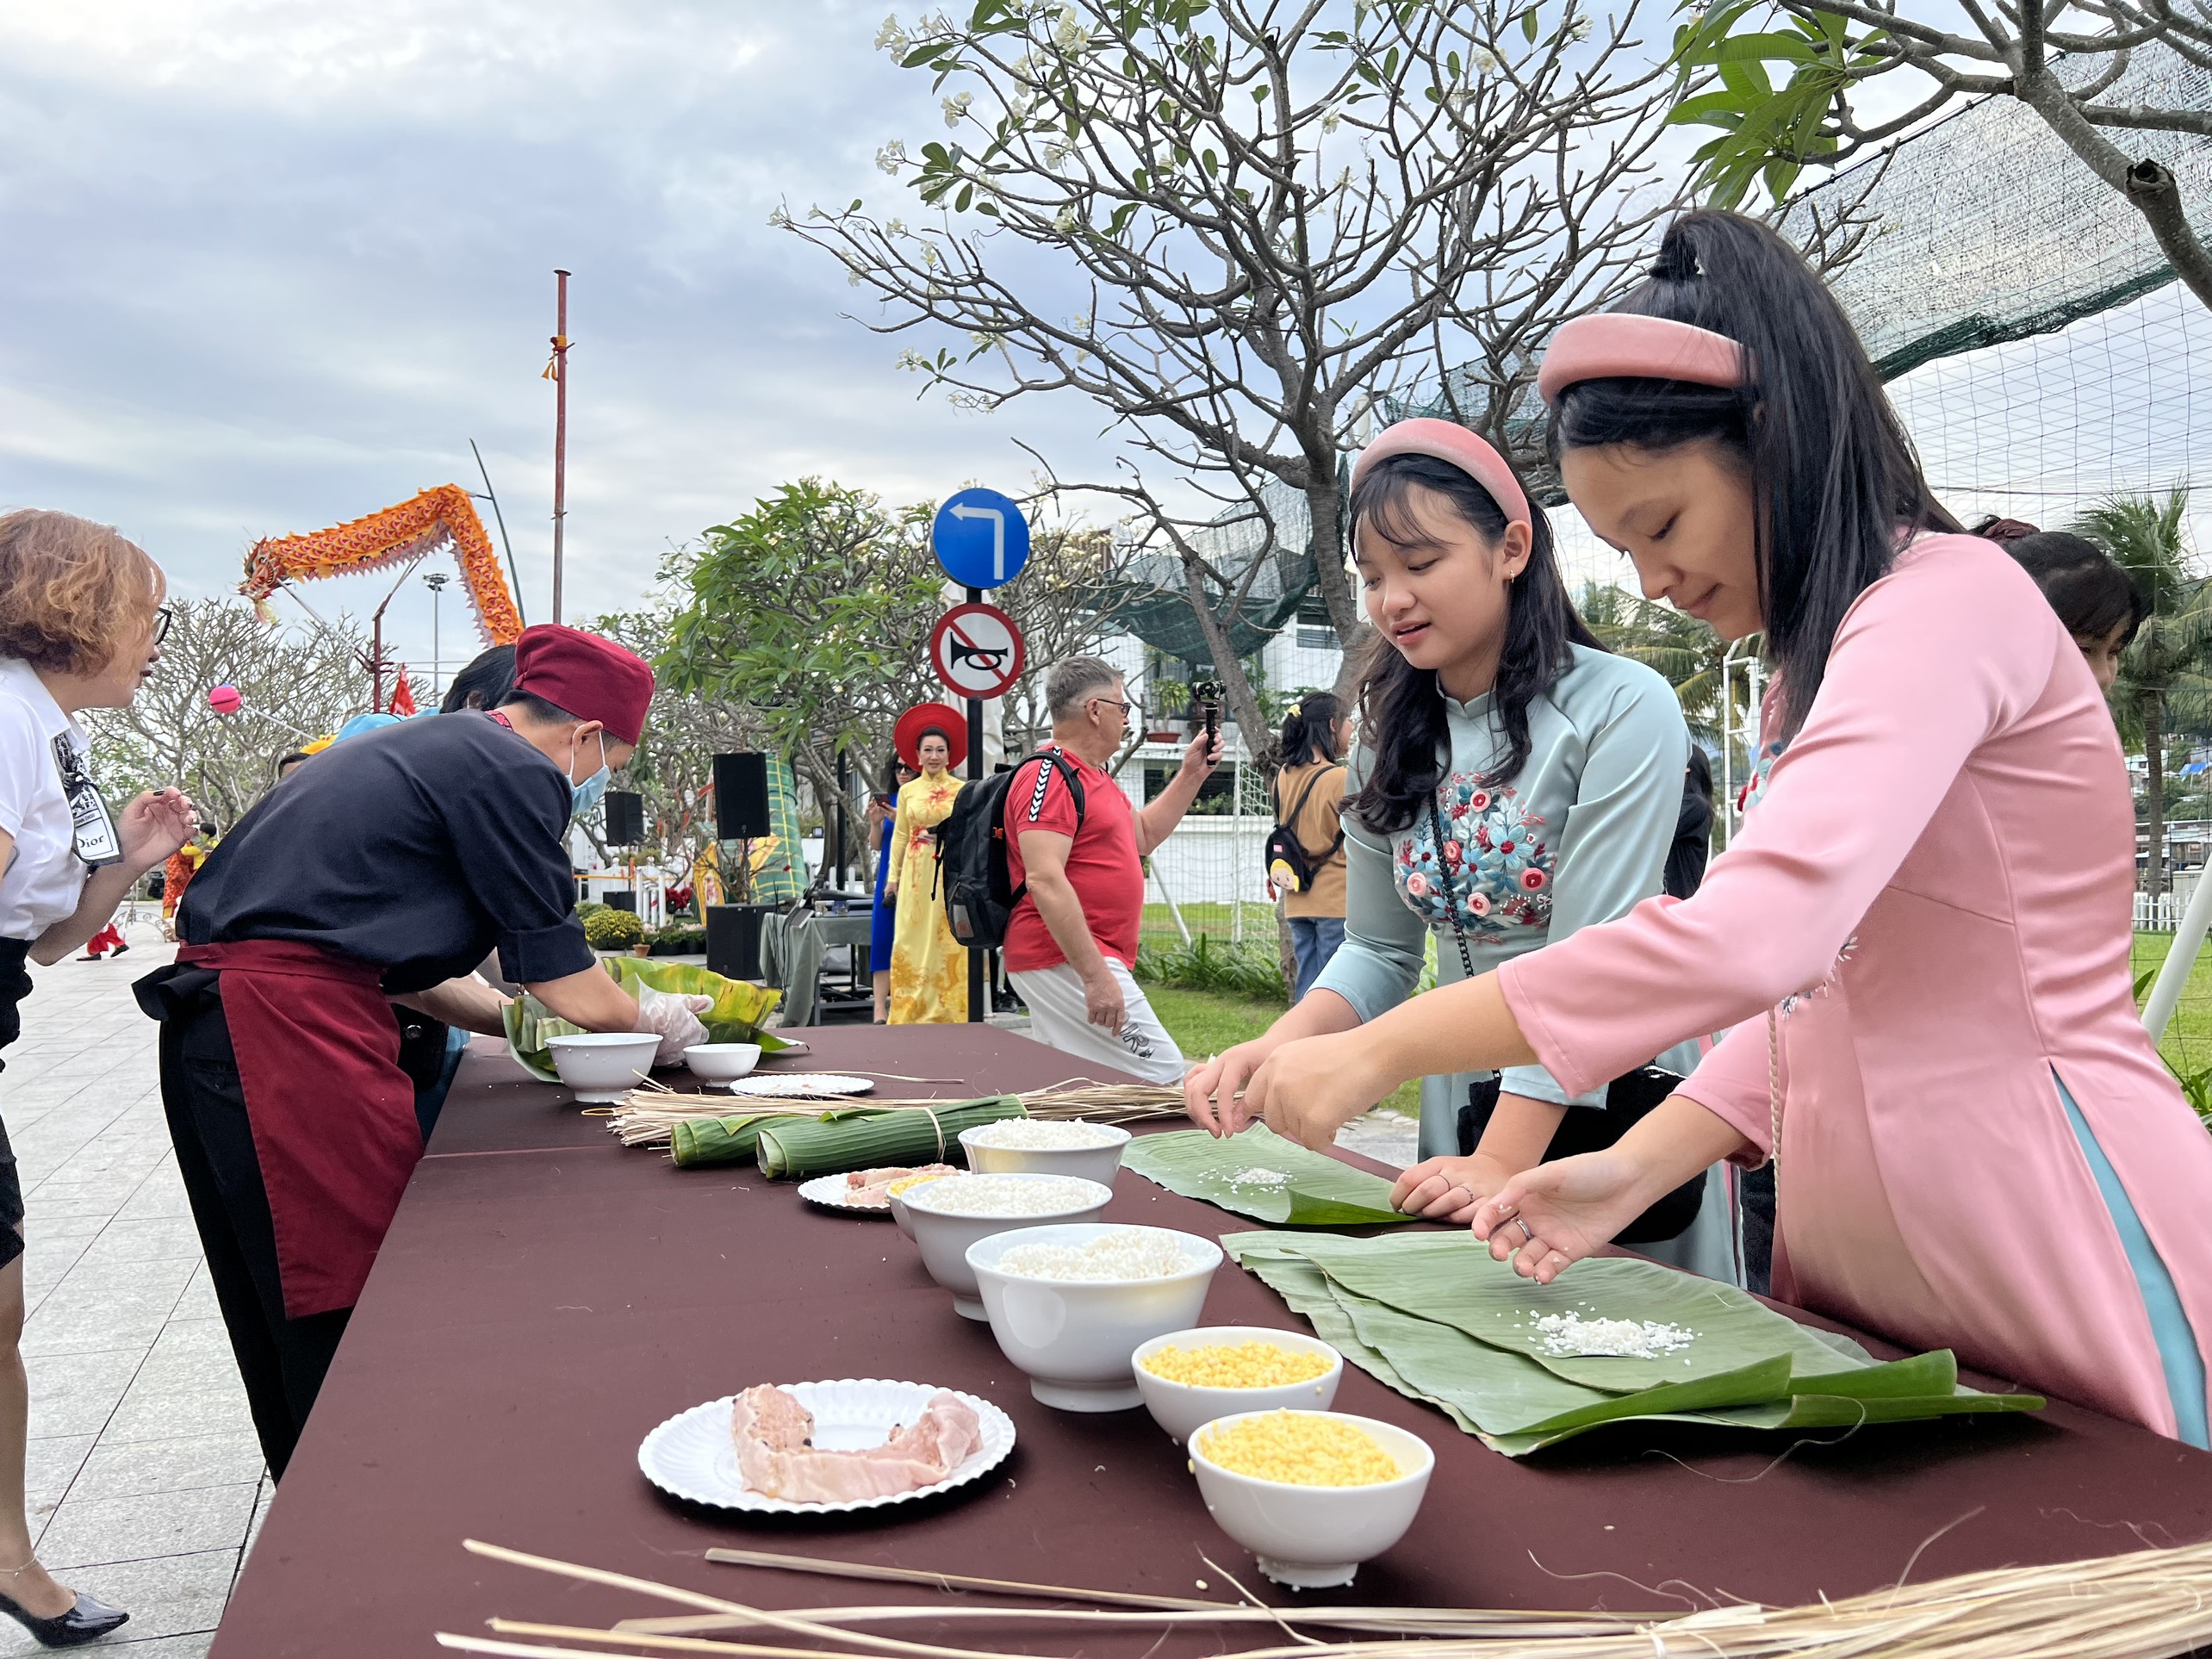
[0,0,1116,687]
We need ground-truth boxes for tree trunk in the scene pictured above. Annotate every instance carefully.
[1304,471,1361,644]
[1178,551,1275,769]
[2145,688,2168,905]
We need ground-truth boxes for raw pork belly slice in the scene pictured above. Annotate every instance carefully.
[841,1164,956,1209]
[730,1386,984,1502]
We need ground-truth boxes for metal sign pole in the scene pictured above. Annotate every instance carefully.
[966,583,986,1024]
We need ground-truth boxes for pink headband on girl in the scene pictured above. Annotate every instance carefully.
[1351,418,1532,529]
[1536,313,1749,406]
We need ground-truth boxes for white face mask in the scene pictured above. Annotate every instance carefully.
[568,728,610,819]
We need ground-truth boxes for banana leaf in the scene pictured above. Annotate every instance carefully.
[1122,1126,1412,1226]
[1239,1255,1479,1434]
[502,959,791,1084]
[755,1096,1026,1179]
[1226,1232,2042,1455]
[1258,1230,1869,1391]
[670,1114,779,1168]
[601,957,789,1047]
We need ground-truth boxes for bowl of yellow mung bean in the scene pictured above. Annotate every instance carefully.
[1130,1327,1344,1442]
[1187,1408,1433,1589]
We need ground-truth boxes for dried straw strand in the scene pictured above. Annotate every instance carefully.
[447,1538,2212,1659]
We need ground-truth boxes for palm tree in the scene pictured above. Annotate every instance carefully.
[1579,582,1759,749]
[2073,487,2212,903]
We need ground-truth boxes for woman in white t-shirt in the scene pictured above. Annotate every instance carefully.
[0,509,196,1646]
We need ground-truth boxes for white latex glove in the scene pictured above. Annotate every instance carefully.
[633,985,714,1066]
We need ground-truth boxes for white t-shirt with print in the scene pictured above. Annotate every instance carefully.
[0,659,90,941]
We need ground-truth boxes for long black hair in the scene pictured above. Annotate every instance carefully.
[1278,692,1344,767]
[1546,210,1955,742]
[2006,531,2147,648]
[1345,450,1600,836]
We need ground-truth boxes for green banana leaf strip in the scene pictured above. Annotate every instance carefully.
[1269,1231,1874,1391]
[755,1096,1025,1179]
[1122,1127,1412,1227]
[1241,1255,1478,1434]
[1774,1389,2045,1427]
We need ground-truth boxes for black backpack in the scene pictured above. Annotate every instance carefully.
[1264,765,1345,896]
[936,749,1087,950]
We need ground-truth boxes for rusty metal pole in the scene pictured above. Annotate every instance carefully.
[550,268,572,625]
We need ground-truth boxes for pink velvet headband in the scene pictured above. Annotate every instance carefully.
[1351,418,1532,529]
[1536,313,1749,406]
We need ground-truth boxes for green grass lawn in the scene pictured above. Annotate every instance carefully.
[1145,982,1422,1119]
[2133,931,2212,1077]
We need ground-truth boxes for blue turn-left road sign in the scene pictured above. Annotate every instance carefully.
[931,488,1031,589]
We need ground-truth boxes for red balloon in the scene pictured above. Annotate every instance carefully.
[208,685,243,715]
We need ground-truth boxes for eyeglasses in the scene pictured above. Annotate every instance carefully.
[1089,696,1134,716]
[152,606,174,647]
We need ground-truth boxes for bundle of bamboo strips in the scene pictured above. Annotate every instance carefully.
[439,1537,2212,1659]
[604,1082,1187,1150]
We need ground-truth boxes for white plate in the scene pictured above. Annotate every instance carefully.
[724,1072,875,1098]
[639,1380,1016,1514]
[798,1173,896,1218]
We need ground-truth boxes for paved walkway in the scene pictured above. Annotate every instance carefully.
[3,936,260,1658]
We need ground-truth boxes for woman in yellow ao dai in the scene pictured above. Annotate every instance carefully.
[884,729,967,1023]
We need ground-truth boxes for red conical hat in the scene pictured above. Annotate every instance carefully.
[895,702,968,769]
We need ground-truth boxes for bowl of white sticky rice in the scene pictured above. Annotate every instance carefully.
[967,1223,1223,1412]
[958,1119,1132,1186]
[898,1174,1114,1320]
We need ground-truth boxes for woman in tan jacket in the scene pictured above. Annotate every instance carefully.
[1271,693,1351,1001]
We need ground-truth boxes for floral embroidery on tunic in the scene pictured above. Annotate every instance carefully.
[1392,771,1553,941]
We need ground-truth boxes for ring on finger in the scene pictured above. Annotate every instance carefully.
[1513,1217,1535,1244]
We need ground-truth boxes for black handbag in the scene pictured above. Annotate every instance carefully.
[1426,795,1704,1245]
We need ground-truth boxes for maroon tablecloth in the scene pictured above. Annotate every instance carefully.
[212,1026,2212,1657]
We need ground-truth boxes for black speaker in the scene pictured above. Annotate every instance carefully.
[603,889,636,913]
[712,752,771,841]
[705,903,767,980]
[603,790,644,846]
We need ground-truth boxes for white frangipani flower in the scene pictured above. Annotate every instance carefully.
[876,140,908,176]
[874,14,906,51]
[943,91,974,127]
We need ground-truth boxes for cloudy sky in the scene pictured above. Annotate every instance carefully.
[0,0,1122,686]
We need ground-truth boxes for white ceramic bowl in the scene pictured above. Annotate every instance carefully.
[900,1176,1113,1320]
[547,1032,662,1103]
[1131,1326,1344,1443]
[1188,1409,1434,1589]
[683,1042,761,1083]
[885,1174,960,1240]
[967,1223,1223,1412]
[957,1122,1132,1187]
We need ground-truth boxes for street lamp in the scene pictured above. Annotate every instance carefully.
[424,572,450,700]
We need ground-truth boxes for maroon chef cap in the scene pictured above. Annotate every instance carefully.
[511,624,655,745]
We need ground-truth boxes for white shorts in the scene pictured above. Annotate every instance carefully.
[1007,959,1187,1086]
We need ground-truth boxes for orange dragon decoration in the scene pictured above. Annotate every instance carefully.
[240,484,524,645]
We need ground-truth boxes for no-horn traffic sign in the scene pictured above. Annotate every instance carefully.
[929,602,1027,700]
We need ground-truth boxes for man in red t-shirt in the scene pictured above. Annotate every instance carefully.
[1003,656,1221,1083]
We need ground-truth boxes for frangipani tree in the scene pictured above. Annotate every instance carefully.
[786,0,1700,758]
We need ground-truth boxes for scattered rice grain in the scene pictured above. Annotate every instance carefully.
[1532,1311,1697,1358]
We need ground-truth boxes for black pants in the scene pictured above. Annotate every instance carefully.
[158,991,348,1480]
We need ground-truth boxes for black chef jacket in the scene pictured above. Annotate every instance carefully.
[178,711,595,994]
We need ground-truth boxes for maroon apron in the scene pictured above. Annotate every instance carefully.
[177,940,423,1318]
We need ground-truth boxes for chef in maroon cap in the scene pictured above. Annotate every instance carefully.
[136,622,708,1479]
